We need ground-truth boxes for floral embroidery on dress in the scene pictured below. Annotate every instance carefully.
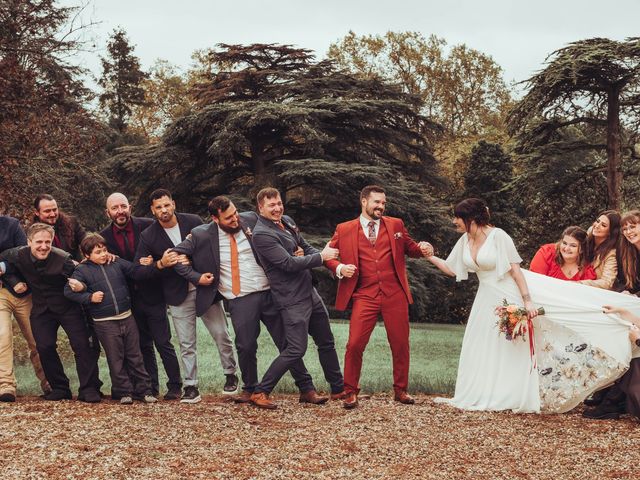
[535,319,627,413]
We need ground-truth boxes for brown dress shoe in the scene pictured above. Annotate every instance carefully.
[343,392,358,409]
[394,391,415,404]
[233,391,252,404]
[250,392,277,410]
[299,390,329,404]
[330,390,347,400]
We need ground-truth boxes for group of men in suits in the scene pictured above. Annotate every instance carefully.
[0,184,433,409]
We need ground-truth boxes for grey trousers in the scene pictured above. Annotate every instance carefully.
[227,290,314,393]
[93,315,152,397]
[255,290,344,394]
[169,290,236,386]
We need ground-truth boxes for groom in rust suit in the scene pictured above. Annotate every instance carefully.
[325,185,432,409]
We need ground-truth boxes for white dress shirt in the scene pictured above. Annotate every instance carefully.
[217,225,270,299]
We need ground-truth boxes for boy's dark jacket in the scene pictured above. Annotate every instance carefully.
[64,258,135,320]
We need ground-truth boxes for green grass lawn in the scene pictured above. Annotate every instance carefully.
[13,320,464,397]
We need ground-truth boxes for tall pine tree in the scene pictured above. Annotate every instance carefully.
[99,28,147,134]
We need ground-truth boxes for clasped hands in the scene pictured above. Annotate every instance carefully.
[418,241,434,257]
[141,249,190,269]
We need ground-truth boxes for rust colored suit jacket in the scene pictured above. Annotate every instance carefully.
[326,216,423,311]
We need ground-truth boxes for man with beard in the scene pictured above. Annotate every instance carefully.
[0,223,101,402]
[248,188,344,409]
[33,194,86,260]
[172,196,326,404]
[324,185,432,409]
[133,189,237,403]
[100,193,182,399]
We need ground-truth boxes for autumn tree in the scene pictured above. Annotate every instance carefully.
[327,31,512,139]
[99,27,147,134]
[0,0,111,223]
[327,31,513,190]
[508,37,640,210]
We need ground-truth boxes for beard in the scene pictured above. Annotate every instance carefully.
[219,223,242,234]
[366,206,384,219]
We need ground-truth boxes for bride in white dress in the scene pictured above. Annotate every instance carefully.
[427,198,640,413]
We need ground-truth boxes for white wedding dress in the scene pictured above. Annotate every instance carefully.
[436,228,640,413]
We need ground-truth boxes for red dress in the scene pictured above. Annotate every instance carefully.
[529,243,597,281]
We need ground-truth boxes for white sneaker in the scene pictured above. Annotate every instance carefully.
[120,396,133,405]
[144,395,158,404]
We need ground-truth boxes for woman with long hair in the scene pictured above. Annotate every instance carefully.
[530,226,596,281]
[579,210,620,290]
[427,198,639,414]
[582,212,640,419]
[616,210,640,295]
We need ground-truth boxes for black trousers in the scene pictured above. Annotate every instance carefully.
[131,297,182,393]
[255,290,344,394]
[30,308,101,396]
[227,290,314,393]
[93,315,152,397]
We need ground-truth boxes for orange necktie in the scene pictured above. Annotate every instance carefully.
[230,234,241,296]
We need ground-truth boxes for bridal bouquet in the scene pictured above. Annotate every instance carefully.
[494,299,545,342]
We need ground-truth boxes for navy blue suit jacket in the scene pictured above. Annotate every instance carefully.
[133,213,203,306]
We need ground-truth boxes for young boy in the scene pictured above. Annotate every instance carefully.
[64,233,157,404]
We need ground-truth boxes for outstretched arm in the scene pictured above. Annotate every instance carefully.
[426,255,456,277]
[253,232,325,273]
[603,305,640,327]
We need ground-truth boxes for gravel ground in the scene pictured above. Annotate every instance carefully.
[1,394,639,479]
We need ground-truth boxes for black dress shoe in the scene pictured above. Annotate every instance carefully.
[584,387,610,407]
[44,390,72,401]
[582,400,625,420]
[78,390,101,403]
[163,388,182,401]
[0,392,16,402]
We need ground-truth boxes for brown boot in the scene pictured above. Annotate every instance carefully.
[233,391,252,404]
[394,390,415,405]
[299,390,329,405]
[250,392,277,410]
[343,392,358,409]
[330,390,347,401]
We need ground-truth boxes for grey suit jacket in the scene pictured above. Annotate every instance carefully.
[172,211,261,316]
[251,214,322,308]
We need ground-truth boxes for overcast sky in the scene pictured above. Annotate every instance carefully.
[64,0,640,87]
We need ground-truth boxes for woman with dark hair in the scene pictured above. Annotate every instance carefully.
[530,226,596,281]
[581,211,640,419]
[427,198,640,414]
[617,210,640,295]
[578,210,620,290]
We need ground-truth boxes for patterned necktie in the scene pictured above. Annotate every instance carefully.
[230,234,241,296]
[368,221,376,246]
